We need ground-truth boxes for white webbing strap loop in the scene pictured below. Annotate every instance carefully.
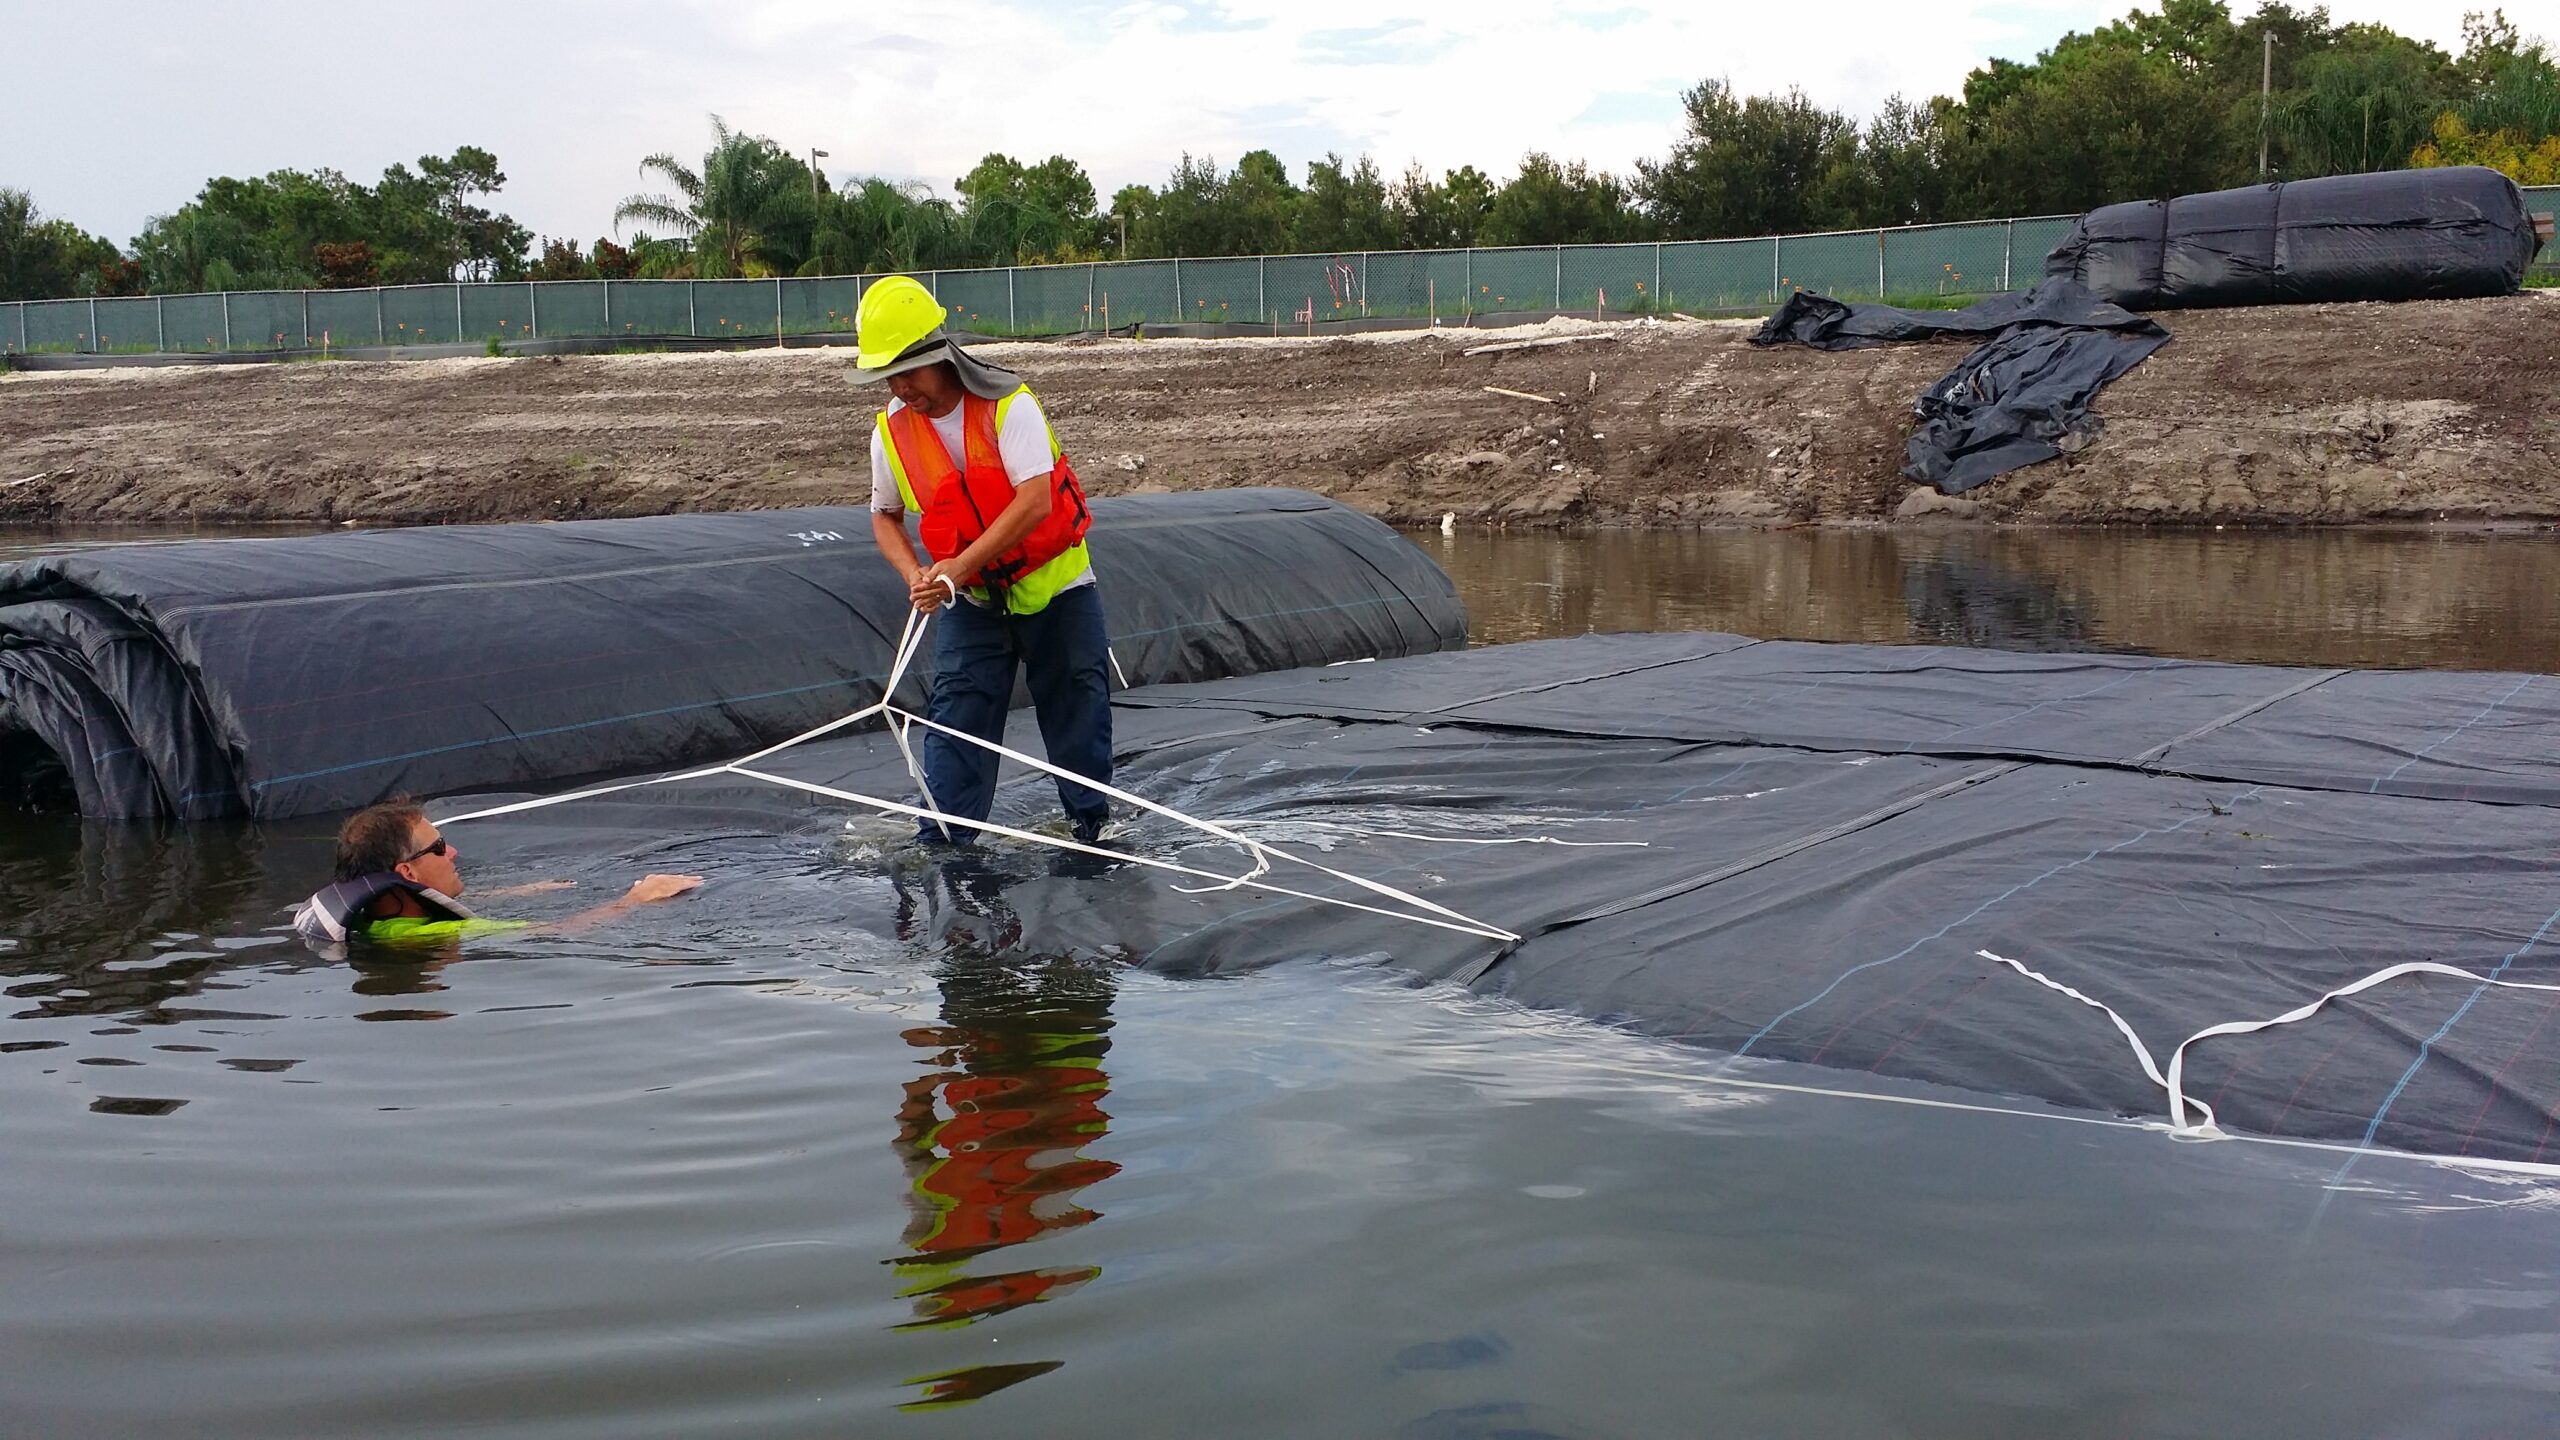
[1980,948,2560,1141]
[439,599,1520,945]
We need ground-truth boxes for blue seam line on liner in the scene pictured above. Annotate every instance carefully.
[2330,898,2560,1182]
[1933,660,2175,741]
[2366,673,2533,793]
[1727,786,2266,1063]
[219,594,1420,798]
[2318,673,2545,1175]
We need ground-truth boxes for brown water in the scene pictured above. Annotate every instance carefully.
[1426,525,2560,670]
[8,521,2560,1437]
[12,520,2557,671]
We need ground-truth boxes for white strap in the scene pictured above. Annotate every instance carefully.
[1980,948,2560,1140]
[441,601,1520,945]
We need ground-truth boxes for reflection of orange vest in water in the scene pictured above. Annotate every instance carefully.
[879,388,1093,615]
[902,1062,1118,1257]
[900,1263,1098,1330]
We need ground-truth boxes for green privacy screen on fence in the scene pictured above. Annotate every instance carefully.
[6,188,2553,355]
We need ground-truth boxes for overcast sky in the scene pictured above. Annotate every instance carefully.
[2,0,2500,246]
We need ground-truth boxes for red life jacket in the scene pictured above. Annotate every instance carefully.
[883,390,1091,597]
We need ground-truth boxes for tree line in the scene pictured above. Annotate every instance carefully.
[4,2,2553,302]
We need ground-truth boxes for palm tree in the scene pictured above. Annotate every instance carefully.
[2278,47,2448,176]
[615,115,818,278]
[2458,45,2560,142]
[806,178,966,275]
[618,229,695,279]
[960,192,1077,266]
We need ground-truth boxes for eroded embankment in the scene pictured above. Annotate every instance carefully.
[2,291,2553,527]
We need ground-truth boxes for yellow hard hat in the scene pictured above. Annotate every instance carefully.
[853,275,947,373]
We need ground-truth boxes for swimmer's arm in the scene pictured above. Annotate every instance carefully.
[364,875,696,945]
[541,873,704,935]
[476,879,579,899]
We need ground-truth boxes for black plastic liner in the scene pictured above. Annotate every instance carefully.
[1752,281,2157,350]
[435,630,2560,1166]
[2044,165,2540,310]
[0,489,1462,820]
[1754,281,2170,494]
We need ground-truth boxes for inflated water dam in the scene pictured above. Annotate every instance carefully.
[0,489,1463,818]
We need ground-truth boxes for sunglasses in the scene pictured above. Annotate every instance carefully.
[404,837,452,862]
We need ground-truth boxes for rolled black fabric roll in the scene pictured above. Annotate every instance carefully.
[0,489,1463,819]
[2044,165,2540,310]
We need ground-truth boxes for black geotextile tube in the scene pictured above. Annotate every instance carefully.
[1751,280,2171,495]
[2043,164,2540,309]
[0,489,1464,820]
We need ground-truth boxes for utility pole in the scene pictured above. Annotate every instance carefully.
[2259,32,2276,178]
[809,148,829,199]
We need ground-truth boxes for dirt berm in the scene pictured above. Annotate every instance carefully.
[3,291,2553,527]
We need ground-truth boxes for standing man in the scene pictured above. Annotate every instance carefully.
[853,275,1113,847]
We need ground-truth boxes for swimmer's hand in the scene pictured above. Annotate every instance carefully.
[625,874,703,904]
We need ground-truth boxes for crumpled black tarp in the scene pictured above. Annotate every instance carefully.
[1753,280,2170,495]
[2044,165,2541,310]
[1751,280,2156,350]
[0,489,1464,820]
[426,629,2560,1167]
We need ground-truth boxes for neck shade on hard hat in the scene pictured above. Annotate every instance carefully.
[856,332,1023,400]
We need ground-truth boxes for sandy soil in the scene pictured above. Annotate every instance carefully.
[3,292,2554,527]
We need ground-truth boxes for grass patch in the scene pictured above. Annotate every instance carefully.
[15,340,169,356]
[1875,291,1994,310]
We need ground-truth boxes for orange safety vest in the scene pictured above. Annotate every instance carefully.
[881,387,1092,614]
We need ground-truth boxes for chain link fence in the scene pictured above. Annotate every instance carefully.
[6,189,2552,356]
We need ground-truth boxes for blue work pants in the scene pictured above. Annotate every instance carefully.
[917,585,1113,840]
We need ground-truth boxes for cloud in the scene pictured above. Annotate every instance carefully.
[1157,2,1272,34]
[1572,90,1683,129]
[1298,20,1441,66]
[1,0,2502,247]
